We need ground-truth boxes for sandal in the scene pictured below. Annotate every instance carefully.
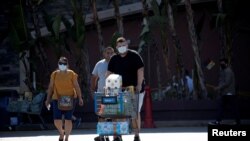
[59,135,64,141]
[59,130,64,141]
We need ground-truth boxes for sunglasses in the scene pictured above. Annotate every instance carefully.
[58,62,67,65]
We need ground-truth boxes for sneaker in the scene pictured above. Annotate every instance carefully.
[134,136,140,141]
[105,136,110,141]
[113,135,122,141]
[74,118,82,128]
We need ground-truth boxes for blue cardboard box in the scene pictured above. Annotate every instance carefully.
[97,121,130,135]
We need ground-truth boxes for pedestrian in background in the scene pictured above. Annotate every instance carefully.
[210,58,240,125]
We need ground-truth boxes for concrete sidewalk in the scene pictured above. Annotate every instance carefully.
[10,119,249,131]
[1,120,249,141]
[0,126,208,141]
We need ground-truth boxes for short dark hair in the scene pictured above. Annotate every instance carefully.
[104,46,114,52]
[116,37,126,44]
[58,56,68,63]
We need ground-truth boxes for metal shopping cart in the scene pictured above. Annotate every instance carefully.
[94,87,139,141]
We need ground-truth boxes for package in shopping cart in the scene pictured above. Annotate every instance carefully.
[105,74,122,95]
[97,121,131,135]
[94,92,136,117]
[105,74,122,89]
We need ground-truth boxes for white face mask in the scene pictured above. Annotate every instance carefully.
[58,65,67,71]
[117,45,128,54]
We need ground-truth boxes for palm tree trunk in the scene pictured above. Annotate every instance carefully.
[159,1,171,84]
[184,0,207,98]
[70,42,90,100]
[69,0,90,100]
[217,0,226,58]
[91,0,105,57]
[21,54,35,93]
[141,0,150,85]
[79,47,91,100]
[217,0,223,12]
[153,44,163,100]
[160,29,171,80]
[217,0,232,64]
[167,3,188,97]
[225,23,233,64]
[112,0,124,36]
[30,3,50,80]
[141,0,171,90]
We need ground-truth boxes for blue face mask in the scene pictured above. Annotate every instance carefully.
[58,65,67,71]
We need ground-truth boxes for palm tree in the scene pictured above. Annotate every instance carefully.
[112,0,124,36]
[8,0,51,93]
[140,0,157,98]
[50,0,90,100]
[68,0,90,99]
[90,0,105,57]
[150,0,171,81]
[27,0,51,79]
[166,1,188,97]
[184,0,207,98]
[141,0,173,99]
[215,0,237,65]
[140,0,151,86]
[216,0,226,58]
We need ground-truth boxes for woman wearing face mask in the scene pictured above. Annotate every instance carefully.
[45,56,84,141]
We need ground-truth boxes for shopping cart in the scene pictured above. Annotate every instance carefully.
[94,87,139,141]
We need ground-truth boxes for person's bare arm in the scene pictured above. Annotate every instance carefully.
[105,70,112,78]
[45,77,54,107]
[90,75,98,99]
[90,75,98,92]
[73,77,84,106]
[136,67,144,93]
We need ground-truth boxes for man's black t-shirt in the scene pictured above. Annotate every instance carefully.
[108,49,144,87]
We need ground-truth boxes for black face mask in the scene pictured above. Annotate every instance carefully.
[220,64,227,69]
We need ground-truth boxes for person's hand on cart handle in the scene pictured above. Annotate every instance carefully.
[136,84,142,94]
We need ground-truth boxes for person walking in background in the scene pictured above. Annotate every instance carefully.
[106,37,145,141]
[210,58,240,125]
[90,47,115,141]
[45,57,84,141]
[91,47,115,95]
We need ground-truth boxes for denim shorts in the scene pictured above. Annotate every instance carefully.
[52,100,75,120]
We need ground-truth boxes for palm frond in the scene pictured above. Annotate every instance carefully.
[52,15,62,41]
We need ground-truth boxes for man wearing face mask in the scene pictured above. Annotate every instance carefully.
[106,37,145,141]
[45,57,84,141]
[209,58,240,125]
